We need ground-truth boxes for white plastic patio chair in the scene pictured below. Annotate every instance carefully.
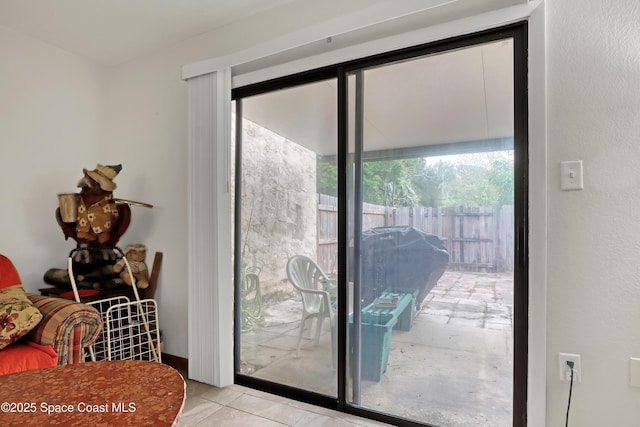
[286,255,336,366]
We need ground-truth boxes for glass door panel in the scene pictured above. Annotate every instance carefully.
[235,79,339,397]
[347,39,515,426]
[232,29,525,426]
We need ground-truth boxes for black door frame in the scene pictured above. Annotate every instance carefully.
[233,22,528,427]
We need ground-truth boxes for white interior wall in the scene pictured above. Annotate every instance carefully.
[545,1,640,426]
[0,25,105,284]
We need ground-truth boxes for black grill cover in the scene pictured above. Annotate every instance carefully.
[360,226,449,308]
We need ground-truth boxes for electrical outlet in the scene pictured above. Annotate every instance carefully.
[559,353,581,383]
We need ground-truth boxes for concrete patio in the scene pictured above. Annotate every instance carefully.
[240,271,514,426]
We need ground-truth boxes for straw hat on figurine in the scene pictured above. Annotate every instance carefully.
[80,164,122,191]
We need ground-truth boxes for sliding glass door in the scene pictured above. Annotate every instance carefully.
[346,38,517,425]
[233,24,527,427]
[234,78,340,398]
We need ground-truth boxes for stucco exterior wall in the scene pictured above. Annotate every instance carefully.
[236,118,317,298]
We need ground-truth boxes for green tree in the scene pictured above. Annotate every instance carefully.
[486,159,514,205]
[364,160,418,206]
[317,151,513,208]
[408,159,452,207]
[317,160,337,196]
[317,158,420,206]
[428,153,514,207]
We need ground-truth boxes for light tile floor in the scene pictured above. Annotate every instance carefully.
[176,380,392,427]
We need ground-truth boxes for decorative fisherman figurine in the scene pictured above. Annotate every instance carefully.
[57,164,131,248]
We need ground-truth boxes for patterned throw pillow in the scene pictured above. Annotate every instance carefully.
[0,285,43,350]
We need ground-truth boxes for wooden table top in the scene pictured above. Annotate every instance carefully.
[0,360,185,426]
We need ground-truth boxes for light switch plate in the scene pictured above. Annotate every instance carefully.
[560,160,584,190]
[630,357,640,387]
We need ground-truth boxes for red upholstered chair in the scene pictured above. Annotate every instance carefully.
[0,255,102,375]
[0,254,21,289]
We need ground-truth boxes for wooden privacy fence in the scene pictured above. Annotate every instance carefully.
[317,194,514,273]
